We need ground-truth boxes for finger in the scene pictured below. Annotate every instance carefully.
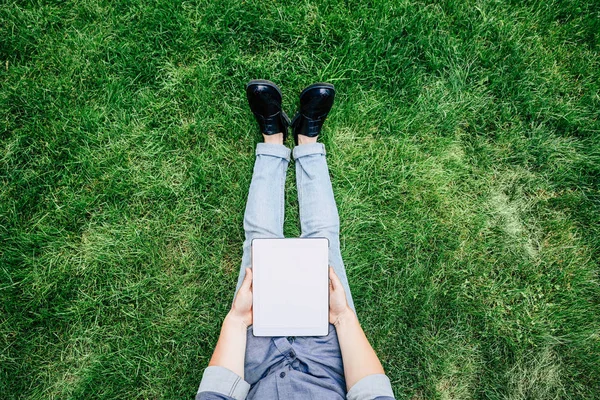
[329,267,343,290]
[241,268,253,290]
[248,268,253,292]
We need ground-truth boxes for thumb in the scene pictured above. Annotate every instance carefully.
[329,267,342,291]
[241,268,253,291]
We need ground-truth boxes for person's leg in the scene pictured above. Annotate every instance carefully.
[234,140,290,296]
[294,142,355,311]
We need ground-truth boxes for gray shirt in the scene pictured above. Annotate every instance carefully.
[196,324,395,400]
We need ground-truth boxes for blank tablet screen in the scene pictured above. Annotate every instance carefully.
[252,238,329,337]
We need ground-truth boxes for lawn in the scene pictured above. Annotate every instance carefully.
[1,0,599,398]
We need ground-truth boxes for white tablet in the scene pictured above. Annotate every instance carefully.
[252,238,329,337]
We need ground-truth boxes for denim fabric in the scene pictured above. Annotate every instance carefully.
[234,142,354,310]
[198,143,395,400]
[198,366,250,400]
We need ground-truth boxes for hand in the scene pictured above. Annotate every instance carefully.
[229,267,253,328]
[329,267,353,325]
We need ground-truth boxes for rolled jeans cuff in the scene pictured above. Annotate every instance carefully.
[256,143,291,161]
[293,142,326,159]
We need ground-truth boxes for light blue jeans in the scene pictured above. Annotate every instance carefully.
[234,142,355,311]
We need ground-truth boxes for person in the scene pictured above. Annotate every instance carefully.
[195,80,396,400]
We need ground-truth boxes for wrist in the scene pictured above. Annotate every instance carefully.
[224,312,251,331]
[333,306,356,328]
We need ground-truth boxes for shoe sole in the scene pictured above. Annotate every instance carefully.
[300,82,335,99]
[246,79,283,98]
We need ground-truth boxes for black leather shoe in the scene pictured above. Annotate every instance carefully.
[246,80,290,140]
[291,83,335,145]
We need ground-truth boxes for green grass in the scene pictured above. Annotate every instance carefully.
[1,0,599,398]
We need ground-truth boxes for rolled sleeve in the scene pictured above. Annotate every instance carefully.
[346,373,395,400]
[195,366,250,400]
